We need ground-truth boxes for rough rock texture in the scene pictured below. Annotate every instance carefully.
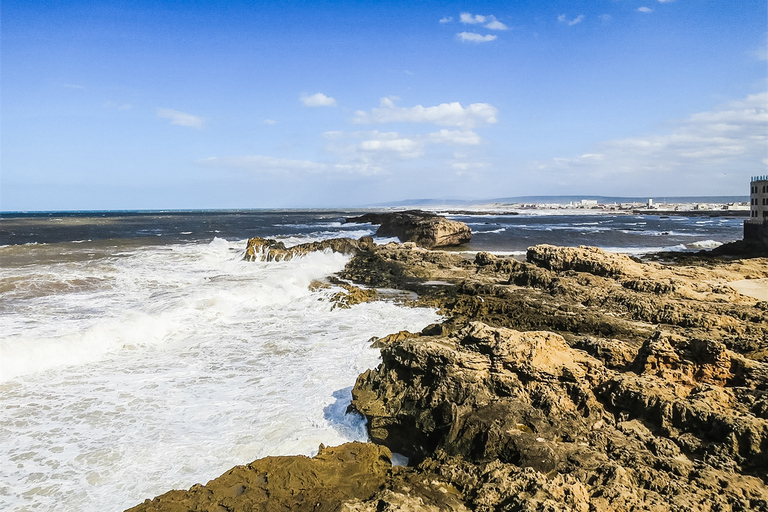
[126,442,470,512]
[129,241,768,512]
[345,210,472,248]
[352,322,768,511]
[245,236,373,262]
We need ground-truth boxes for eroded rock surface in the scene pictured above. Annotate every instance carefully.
[345,210,472,248]
[352,322,768,511]
[129,241,768,512]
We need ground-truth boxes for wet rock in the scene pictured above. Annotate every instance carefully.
[135,241,768,512]
[245,236,373,262]
[345,211,472,248]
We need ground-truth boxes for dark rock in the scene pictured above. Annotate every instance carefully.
[245,236,373,262]
[345,210,472,248]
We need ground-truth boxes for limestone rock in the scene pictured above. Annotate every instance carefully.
[351,321,768,510]
[345,211,472,248]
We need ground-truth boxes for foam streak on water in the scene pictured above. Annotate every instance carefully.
[0,238,440,512]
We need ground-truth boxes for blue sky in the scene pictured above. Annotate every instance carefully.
[2,0,766,210]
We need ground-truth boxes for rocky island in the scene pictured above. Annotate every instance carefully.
[128,221,768,511]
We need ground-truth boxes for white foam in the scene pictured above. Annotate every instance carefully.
[0,238,440,512]
[688,239,723,249]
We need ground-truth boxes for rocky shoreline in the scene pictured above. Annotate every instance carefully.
[128,235,768,511]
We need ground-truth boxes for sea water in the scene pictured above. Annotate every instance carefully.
[0,210,745,511]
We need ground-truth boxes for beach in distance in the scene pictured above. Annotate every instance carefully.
[0,207,760,511]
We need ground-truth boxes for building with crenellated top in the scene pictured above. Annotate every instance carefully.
[745,175,768,244]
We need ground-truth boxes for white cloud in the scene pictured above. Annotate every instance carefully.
[439,16,453,23]
[458,32,497,43]
[353,99,498,129]
[599,14,612,24]
[157,108,204,129]
[637,7,653,13]
[323,128,484,170]
[530,92,768,191]
[263,119,276,125]
[460,13,487,25]
[658,0,675,3]
[460,12,508,30]
[429,129,483,145]
[300,92,337,107]
[198,155,327,174]
[558,14,585,26]
[359,133,423,158]
[485,19,509,31]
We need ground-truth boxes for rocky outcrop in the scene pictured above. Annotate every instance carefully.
[126,442,471,512]
[345,210,472,248]
[130,241,768,512]
[244,236,374,261]
[351,321,768,511]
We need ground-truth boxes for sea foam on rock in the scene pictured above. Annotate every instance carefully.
[128,240,768,512]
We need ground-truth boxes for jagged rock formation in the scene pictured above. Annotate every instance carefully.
[244,236,373,261]
[128,241,768,512]
[351,322,768,510]
[345,210,472,248]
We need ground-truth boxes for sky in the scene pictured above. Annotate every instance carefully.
[2,0,767,210]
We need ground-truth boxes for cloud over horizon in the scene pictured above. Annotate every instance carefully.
[529,92,768,193]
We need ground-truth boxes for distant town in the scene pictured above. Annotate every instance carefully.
[515,198,751,216]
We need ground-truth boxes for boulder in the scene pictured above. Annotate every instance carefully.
[345,211,471,248]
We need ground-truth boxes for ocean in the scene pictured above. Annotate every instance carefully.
[0,209,745,511]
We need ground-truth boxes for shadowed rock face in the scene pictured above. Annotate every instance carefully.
[352,321,768,510]
[128,241,768,512]
[345,210,472,248]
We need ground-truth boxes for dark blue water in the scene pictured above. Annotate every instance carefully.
[0,209,745,255]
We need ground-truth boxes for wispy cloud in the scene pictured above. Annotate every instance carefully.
[558,14,585,26]
[63,83,85,89]
[637,7,653,14]
[300,92,337,107]
[530,92,768,193]
[439,16,453,23]
[263,119,276,125]
[458,32,497,43]
[352,99,498,129]
[157,108,204,129]
[658,0,675,3]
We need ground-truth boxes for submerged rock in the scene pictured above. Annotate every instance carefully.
[345,210,472,248]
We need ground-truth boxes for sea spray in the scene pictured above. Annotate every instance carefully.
[0,237,440,512]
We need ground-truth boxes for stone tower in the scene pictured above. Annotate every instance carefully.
[745,175,768,243]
